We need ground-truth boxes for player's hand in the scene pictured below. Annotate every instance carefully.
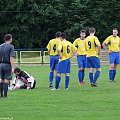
[12,85,15,90]
[59,56,62,59]
[108,50,112,54]
[75,53,78,56]
[11,67,14,73]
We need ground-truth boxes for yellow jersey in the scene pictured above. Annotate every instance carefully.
[73,38,86,55]
[58,40,77,62]
[85,36,101,57]
[104,35,120,52]
[46,38,61,56]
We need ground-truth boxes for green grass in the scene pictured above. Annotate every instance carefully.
[0,65,120,120]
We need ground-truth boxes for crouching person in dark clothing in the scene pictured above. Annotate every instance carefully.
[12,68,36,90]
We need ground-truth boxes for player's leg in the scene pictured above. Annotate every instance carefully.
[81,56,86,84]
[86,57,94,84]
[13,85,21,90]
[4,79,10,97]
[49,70,54,87]
[93,68,101,86]
[54,56,59,86]
[109,52,116,82]
[91,57,101,87]
[27,76,35,89]
[112,53,119,81]
[0,79,4,97]
[53,59,69,90]
[65,73,69,90]
[0,64,4,97]
[20,84,27,89]
[109,64,114,81]
[49,56,55,87]
[53,72,61,90]
[31,80,36,89]
[77,56,84,84]
[3,64,13,97]
[49,56,59,87]
[64,59,71,90]
[52,60,62,90]
[78,68,85,84]
[112,64,117,81]
[89,68,94,85]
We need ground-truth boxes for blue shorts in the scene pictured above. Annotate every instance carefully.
[57,59,70,74]
[109,52,120,64]
[86,56,101,68]
[77,55,86,68]
[50,56,59,70]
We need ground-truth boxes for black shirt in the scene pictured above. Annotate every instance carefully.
[0,43,15,64]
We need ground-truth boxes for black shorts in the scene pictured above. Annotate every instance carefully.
[20,80,36,89]
[0,63,12,80]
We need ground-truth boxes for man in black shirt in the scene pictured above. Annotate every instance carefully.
[12,68,36,90]
[0,34,15,98]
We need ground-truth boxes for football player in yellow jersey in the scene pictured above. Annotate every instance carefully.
[46,31,61,87]
[85,27,101,87]
[73,30,86,85]
[102,28,120,82]
[52,33,77,90]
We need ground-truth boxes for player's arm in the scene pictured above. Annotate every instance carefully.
[73,40,78,48]
[119,37,120,52]
[102,37,111,54]
[73,40,78,56]
[58,42,63,59]
[70,44,77,58]
[10,46,15,73]
[97,45,101,56]
[12,77,17,88]
[95,37,101,56]
[102,42,109,54]
[85,38,88,51]
[48,50,50,56]
[46,42,51,56]
[26,76,34,89]
[10,57,14,73]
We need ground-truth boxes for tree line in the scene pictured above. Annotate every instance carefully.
[0,0,119,48]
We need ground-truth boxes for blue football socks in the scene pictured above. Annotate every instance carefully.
[113,70,116,80]
[82,70,85,82]
[49,72,54,85]
[55,76,61,89]
[78,70,83,82]
[65,76,70,89]
[109,70,113,80]
[93,70,100,83]
[89,73,93,83]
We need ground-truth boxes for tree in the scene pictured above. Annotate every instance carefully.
[0,0,119,48]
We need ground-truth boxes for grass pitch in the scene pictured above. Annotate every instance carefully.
[0,65,120,120]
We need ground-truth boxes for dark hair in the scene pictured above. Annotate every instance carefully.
[4,34,12,41]
[14,68,21,73]
[89,27,96,33]
[56,31,62,38]
[80,29,86,34]
[113,28,118,31]
[60,33,67,39]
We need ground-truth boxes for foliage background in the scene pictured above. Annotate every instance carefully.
[0,0,119,48]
